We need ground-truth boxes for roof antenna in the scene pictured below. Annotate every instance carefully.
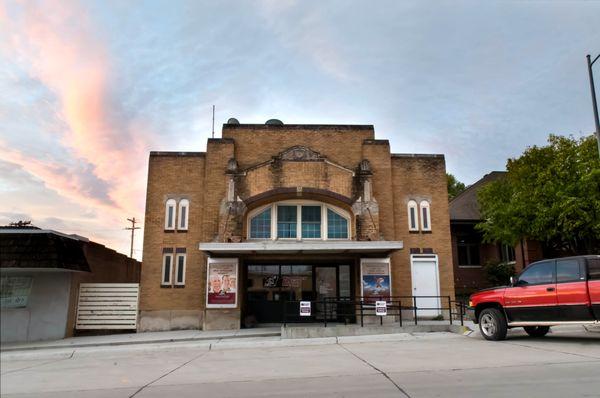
[212,105,215,138]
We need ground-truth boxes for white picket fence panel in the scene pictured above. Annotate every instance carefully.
[76,283,139,330]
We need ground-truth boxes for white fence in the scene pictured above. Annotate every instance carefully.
[76,283,139,330]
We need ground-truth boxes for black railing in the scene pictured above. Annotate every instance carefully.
[282,296,468,327]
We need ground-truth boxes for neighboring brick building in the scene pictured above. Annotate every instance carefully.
[450,172,543,296]
[139,121,455,331]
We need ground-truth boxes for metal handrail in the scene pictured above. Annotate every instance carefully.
[282,295,468,327]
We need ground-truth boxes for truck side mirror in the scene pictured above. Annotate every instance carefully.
[509,276,516,286]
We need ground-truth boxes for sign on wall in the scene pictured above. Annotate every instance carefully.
[360,258,391,301]
[206,258,238,308]
[299,301,311,317]
[0,276,33,308]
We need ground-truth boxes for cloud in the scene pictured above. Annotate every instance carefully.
[0,144,116,212]
[1,0,154,217]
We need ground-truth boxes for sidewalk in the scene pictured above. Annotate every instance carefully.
[0,327,281,352]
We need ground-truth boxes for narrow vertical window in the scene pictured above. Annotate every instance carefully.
[407,200,418,231]
[162,253,173,285]
[178,199,189,230]
[277,205,297,238]
[301,206,321,238]
[420,200,431,231]
[175,253,186,286]
[165,199,176,230]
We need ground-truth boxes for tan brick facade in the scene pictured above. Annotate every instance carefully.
[140,123,454,331]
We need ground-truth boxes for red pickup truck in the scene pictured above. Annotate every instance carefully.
[469,255,600,341]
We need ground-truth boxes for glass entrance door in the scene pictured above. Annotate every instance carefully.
[315,267,337,320]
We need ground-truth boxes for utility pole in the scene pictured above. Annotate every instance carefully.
[125,217,140,258]
[586,54,600,158]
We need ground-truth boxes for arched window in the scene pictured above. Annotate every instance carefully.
[420,200,431,231]
[407,200,418,231]
[165,199,176,230]
[178,199,189,230]
[249,207,272,239]
[247,201,351,240]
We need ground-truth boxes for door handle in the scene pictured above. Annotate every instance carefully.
[546,287,555,292]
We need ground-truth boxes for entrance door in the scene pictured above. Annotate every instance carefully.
[411,255,441,317]
[315,266,337,320]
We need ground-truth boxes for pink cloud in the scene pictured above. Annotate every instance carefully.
[1,1,153,220]
[0,142,120,216]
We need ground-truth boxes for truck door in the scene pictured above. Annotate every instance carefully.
[556,258,593,321]
[504,260,557,322]
[587,257,600,320]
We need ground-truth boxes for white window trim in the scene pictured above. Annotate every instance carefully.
[165,199,177,230]
[178,199,189,231]
[175,253,186,285]
[161,253,173,285]
[420,200,431,231]
[246,200,351,241]
[407,200,419,231]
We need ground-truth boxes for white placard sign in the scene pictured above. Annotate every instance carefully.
[375,301,387,316]
[299,301,311,317]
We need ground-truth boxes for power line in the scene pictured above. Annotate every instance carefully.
[125,217,141,259]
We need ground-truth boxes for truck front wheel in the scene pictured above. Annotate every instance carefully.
[524,326,550,337]
[478,308,508,341]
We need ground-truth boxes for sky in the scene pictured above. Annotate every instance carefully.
[1,0,598,260]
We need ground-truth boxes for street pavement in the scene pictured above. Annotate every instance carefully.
[1,326,599,398]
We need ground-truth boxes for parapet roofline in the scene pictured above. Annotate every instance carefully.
[150,151,206,157]
[392,153,445,159]
[222,124,375,130]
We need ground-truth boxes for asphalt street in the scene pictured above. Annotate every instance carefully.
[1,326,599,398]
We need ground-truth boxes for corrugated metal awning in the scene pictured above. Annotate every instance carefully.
[199,240,403,255]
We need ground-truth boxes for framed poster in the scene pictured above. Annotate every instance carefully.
[360,258,391,301]
[206,258,238,308]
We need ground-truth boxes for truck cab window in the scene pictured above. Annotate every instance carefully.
[556,259,582,283]
[517,261,555,285]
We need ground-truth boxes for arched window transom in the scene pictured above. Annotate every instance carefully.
[247,200,351,240]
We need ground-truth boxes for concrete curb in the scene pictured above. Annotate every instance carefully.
[281,324,473,339]
[0,331,281,353]
[1,326,474,361]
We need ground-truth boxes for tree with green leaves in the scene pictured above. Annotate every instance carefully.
[447,173,466,201]
[476,134,600,255]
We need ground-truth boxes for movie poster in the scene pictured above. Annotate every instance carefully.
[206,258,238,308]
[361,259,391,301]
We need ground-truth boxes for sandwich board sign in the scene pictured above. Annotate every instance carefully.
[299,301,311,316]
[375,301,387,316]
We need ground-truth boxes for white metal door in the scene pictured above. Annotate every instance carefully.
[411,255,441,317]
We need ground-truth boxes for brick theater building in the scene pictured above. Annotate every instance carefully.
[139,120,455,331]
